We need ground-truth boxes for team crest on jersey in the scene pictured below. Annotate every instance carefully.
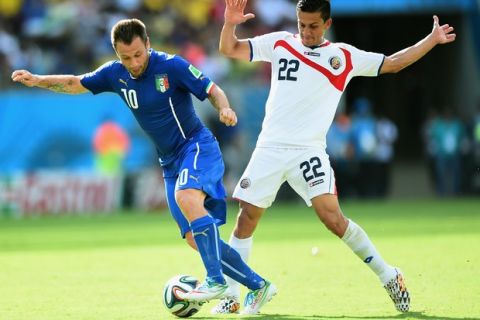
[155,74,169,93]
[329,56,342,70]
[240,178,251,189]
[188,64,202,79]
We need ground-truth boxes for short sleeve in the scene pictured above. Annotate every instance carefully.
[249,31,291,63]
[341,43,385,77]
[172,56,213,101]
[81,61,115,94]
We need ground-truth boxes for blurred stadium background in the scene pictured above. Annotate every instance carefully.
[0,0,479,217]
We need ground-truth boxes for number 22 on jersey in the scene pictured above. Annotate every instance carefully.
[278,59,299,81]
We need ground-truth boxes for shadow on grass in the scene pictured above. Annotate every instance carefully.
[192,312,480,320]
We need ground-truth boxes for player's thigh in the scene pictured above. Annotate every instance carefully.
[286,149,336,206]
[177,138,226,200]
[177,139,227,225]
[233,147,288,208]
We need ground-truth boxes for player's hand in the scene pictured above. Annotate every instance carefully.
[11,70,40,87]
[219,107,237,126]
[225,0,255,25]
[431,15,456,45]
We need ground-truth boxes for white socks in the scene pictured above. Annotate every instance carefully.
[342,219,396,284]
[224,235,253,298]
[224,218,395,299]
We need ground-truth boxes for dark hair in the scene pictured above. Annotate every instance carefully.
[297,0,331,21]
[111,19,148,48]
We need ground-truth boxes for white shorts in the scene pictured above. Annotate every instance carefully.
[233,147,336,208]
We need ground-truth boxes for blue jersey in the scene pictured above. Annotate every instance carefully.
[81,50,215,165]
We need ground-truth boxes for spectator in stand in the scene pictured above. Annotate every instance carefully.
[374,113,398,197]
[422,108,440,193]
[472,101,480,193]
[93,119,130,176]
[429,107,467,196]
[327,112,356,197]
[0,0,235,88]
[253,0,296,28]
[350,97,378,198]
[0,0,22,17]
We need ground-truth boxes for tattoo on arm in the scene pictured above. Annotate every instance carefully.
[208,94,221,111]
[46,83,69,93]
[42,77,79,94]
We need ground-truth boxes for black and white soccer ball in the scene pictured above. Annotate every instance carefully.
[163,275,203,318]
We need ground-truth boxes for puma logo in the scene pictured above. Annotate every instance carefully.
[119,79,128,87]
[189,175,199,182]
[193,228,209,237]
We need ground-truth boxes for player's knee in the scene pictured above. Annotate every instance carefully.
[236,213,256,235]
[238,201,263,221]
[175,189,195,211]
[234,201,263,238]
[313,195,348,237]
[328,218,348,237]
[185,232,198,250]
[316,208,348,237]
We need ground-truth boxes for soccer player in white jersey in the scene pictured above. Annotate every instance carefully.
[211,0,456,315]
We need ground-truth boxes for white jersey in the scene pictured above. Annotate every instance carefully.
[249,31,384,149]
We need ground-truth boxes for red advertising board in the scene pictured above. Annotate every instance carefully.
[0,173,123,216]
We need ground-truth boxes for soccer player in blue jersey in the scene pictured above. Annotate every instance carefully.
[11,18,276,314]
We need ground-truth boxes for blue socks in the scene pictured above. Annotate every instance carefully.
[190,215,225,284]
[220,240,265,290]
[190,215,265,290]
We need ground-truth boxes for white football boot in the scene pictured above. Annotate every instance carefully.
[180,278,228,302]
[242,281,277,314]
[384,268,410,312]
[210,296,241,314]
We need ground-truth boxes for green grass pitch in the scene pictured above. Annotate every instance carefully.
[1,198,479,320]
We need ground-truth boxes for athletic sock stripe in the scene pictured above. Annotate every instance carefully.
[221,260,247,278]
[212,218,221,260]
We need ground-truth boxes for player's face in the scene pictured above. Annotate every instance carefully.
[297,10,332,47]
[115,36,150,78]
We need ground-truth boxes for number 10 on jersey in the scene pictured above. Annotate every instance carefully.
[121,88,139,109]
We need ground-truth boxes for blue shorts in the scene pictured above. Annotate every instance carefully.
[162,133,227,238]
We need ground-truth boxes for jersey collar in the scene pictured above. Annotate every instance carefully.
[308,39,331,49]
[294,34,331,49]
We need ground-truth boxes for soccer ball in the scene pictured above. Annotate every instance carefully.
[163,275,203,318]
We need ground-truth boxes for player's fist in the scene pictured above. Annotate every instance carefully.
[11,70,40,87]
[219,107,237,127]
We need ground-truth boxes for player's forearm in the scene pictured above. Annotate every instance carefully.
[208,85,230,112]
[209,84,237,127]
[381,34,437,74]
[37,75,87,94]
[219,23,240,57]
[220,23,252,61]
